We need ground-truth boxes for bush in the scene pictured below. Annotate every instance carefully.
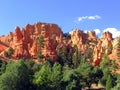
[8,47,14,55]
[4,51,9,57]
[4,47,14,57]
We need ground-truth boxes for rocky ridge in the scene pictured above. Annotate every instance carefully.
[0,22,119,65]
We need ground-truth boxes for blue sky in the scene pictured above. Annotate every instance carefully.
[0,0,120,37]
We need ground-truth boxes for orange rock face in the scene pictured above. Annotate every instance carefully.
[70,29,88,52]
[93,31,113,65]
[0,22,119,66]
[109,37,119,61]
[0,41,8,53]
[0,22,63,61]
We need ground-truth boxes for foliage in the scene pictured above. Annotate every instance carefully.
[4,51,9,57]
[0,42,119,90]
[37,35,44,51]
[72,50,81,68]
[57,45,68,66]
[100,54,117,88]
[8,47,14,56]
[0,62,6,75]
[0,60,30,90]
[111,74,120,90]
[100,54,116,72]
[106,75,112,90]
[33,62,63,89]
[84,48,93,60]
[4,47,14,57]
[62,66,82,90]
[111,83,120,90]
[36,51,44,62]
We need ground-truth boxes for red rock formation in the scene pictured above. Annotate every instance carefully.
[0,22,63,61]
[70,29,87,52]
[0,41,8,53]
[87,31,97,42]
[0,22,119,66]
[109,37,119,60]
[93,31,113,66]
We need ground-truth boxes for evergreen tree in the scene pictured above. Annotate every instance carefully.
[0,62,6,75]
[8,47,14,56]
[57,45,68,66]
[62,67,81,90]
[72,45,81,68]
[37,35,44,61]
[106,75,112,90]
[37,35,44,51]
[33,62,52,89]
[3,47,14,58]
[0,60,30,90]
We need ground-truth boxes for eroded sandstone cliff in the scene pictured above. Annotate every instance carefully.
[0,22,63,61]
[0,22,119,65]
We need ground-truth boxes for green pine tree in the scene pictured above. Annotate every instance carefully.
[106,75,112,90]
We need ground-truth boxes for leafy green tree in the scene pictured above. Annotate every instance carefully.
[0,60,30,90]
[33,62,52,89]
[62,67,82,90]
[77,61,93,89]
[50,62,63,89]
[33,62,63,89]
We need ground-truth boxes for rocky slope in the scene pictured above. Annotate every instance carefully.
[0,22,119,65]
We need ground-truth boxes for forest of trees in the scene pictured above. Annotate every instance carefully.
[0,50,120,90]
[0,35,120,90]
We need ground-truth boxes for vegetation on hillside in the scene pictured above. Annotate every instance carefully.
[0,35,120,90]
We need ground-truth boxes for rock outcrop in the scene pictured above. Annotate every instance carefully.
[0,41,8,53]
[109,37,119,61]
[0,22,119,66]
[70,29,88,52]
[93,31,113,66]
[0,22,63,61]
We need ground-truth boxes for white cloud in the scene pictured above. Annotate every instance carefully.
[88,15,101,20]
[103,28,120,38]
[94,29,101,35]
[77,15,101,22]
[84,29,101,35]
[84,30,88,33]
